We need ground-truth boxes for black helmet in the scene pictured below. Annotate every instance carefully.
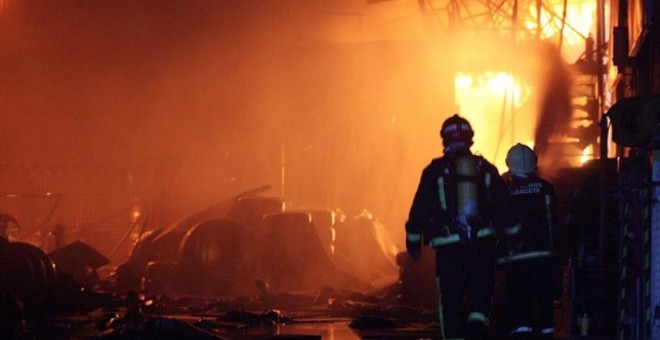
[440,114,474,147]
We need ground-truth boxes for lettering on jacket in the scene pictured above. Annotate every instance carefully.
[510,182,542,195]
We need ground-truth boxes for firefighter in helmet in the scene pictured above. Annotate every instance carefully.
[405,114,517,339]
[498,143,559,340]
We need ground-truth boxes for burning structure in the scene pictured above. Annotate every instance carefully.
[0,0,659,338]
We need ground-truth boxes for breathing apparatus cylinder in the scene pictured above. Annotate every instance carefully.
[455,155,480,236]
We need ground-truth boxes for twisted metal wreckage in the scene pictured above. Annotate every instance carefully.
[0,187,441,339]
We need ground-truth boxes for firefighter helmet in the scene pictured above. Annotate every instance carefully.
[440,114,474,147]
[505,143,537,175]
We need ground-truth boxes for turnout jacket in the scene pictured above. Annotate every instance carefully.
[497,172,558,265]
[405,150,515,248]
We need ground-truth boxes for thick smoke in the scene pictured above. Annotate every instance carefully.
[0,1,456,256]
[532,41,575,176]
[0,1,576,261]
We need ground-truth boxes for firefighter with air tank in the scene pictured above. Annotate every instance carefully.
[498,143,559,340]
[405,114,518,340]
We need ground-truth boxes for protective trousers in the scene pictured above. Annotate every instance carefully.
[506,259,557,339]
[435,239,495,340]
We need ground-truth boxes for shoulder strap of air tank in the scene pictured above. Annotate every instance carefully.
[473,155,492,189]
[438,156,458,217]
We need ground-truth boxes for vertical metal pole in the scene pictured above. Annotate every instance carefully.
[536,0,542,40]
[651,147,660,339]
[617,161,626,340]
[596,0,605,112]
[636,277,641,340]
[596,0,607,271]
[598,116,608,270]
[512,0,518,40]
[510,79,515,147]
[280,140,286,199]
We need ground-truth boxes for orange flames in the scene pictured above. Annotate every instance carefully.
[450,0,599,172]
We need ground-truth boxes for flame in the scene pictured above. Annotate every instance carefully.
[523,0,598,62]
[580,145,593,164]
[452,0,598,172]
[455,72,534,172]
[131,200,141,223]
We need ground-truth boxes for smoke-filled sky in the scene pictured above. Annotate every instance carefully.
[0,0,576,250]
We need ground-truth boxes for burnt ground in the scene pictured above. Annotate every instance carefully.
[2,281,441,339]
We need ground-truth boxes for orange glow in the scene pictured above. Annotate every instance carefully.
[0,1,600,266]
[131,201,142,223]
[132,210,140,222]
[455,72,534,172]
[523,0,597,62]
[449,0,598,173]
[580,145,594,164]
